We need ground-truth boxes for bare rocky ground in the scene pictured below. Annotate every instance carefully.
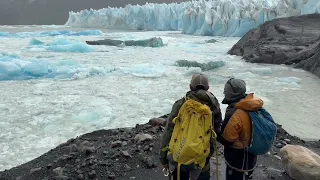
[0,115,319,180]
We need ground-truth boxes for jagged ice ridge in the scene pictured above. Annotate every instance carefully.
[65,0,320,37]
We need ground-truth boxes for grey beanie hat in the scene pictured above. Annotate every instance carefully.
[222,78,246,104]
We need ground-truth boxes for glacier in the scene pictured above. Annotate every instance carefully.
[0,53,114,81]
[0,30,102,38]
[65,0,320,37]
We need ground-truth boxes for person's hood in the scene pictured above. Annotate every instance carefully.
[186,90,211,104]
[234,93,263,111]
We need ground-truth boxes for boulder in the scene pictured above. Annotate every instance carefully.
[148,118,167,127]
[228,14,320,78]
[280,145,320,180]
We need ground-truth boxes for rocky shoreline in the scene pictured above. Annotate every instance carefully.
[0,116,319,180]
[228,14,320,78]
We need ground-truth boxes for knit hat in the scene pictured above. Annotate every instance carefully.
[222,78,246,104]
[190,74,209,90]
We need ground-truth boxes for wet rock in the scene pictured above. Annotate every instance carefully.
[148,118,167,127]
[111,140,122,148]
[135,133,153,142]
[30,167,42,174]
[88,170,96,179]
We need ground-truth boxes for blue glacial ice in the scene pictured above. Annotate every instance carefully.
[65,0,320,37]
[0,30,102,38]
[0,53,114,81]
[28,38,94,53]
[120,62,166,78]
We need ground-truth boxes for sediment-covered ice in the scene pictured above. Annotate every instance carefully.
[65,0,320,37]
[28,38,94,53]
[0,30,102,38]
[0,53,114,80]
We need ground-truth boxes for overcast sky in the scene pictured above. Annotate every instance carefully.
[0,0,186,25]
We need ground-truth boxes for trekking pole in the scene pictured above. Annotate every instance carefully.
[163,167,169,177]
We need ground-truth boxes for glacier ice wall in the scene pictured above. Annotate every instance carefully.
[65,0,320,37]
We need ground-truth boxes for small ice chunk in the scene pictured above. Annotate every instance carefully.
[250,67,272,75]
[24,61,49,76]
[0,61,21,75]
[185,67,202,75]
[278,77,302,84]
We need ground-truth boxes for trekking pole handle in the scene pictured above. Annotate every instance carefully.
[163,168,169,176]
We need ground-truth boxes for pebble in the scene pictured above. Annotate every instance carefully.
[53,167,64,176]
[30,167,42,174]
[121,150,132,158]
[135,133,153,142]
[275,143,283,148]
[53,176,70,180]
[88,170,96,179]
[111,140,123,148]
[284,139,291,144]
[274,155,282,160]
[108,172,116,179]
[69,144,78,152]
[82,146,95,155]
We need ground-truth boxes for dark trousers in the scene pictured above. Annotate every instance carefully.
[226,165,253,180]
[169,168,210,180]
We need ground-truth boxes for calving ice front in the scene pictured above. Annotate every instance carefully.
[66,0,320,36]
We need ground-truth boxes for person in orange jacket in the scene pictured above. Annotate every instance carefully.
[217,78,264,180]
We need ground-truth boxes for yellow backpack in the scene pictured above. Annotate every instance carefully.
[167,97,217,179]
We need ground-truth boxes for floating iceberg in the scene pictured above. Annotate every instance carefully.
[250,67,273,75]
[0,53,114,81]
[176,60,225,71]
[0,30,102,38]
[66,0,320,37]
[86,37,164,47]
[28,38,94,53]
[120,63,166,78]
